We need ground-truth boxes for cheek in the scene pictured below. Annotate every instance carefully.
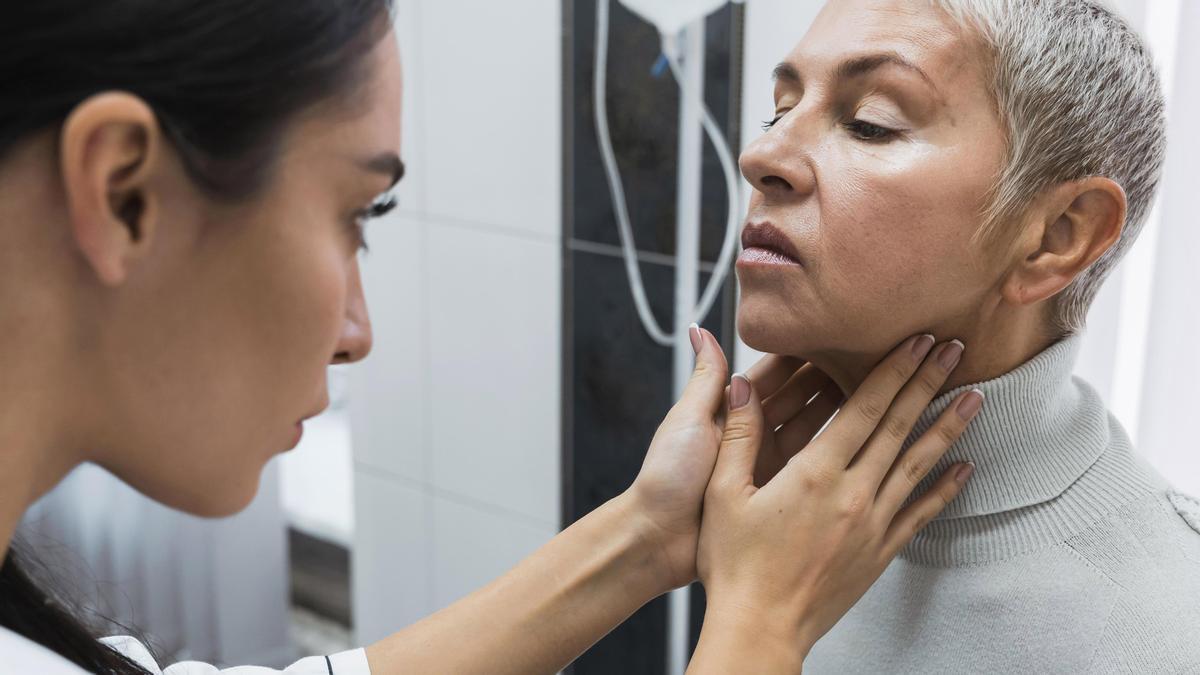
[264,243,348,374]
[203,220,348,437]
[817,145,990,307]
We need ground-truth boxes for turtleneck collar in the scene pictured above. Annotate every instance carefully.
[901,332,1112,520]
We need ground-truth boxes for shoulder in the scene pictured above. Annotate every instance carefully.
[103,635,372,675]
[101,635,165,672]
[0,626,91,674]
[1067,491,1200,671]
[1167,489,1200,540]
[1086,582,1200,672]
[1064,489,1200,574]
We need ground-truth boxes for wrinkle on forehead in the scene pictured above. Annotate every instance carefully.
[793,0,987,128]
[809,0,971,73]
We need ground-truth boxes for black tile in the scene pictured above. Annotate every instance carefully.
[688,581,706,658]
[570,0,742,264]
[566,250,727,673]
[569,251,726,514]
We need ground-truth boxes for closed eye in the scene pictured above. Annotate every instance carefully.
[843,119,896,142]
[761,113,899,144]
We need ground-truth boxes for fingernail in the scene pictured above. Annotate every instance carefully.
[729,373,751,410]
[955,388,984,421]
[938,339,965,371]
[912,334,935,361]
[689,323,702,355]
[955,462,975,485]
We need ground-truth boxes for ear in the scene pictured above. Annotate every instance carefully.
[59,92,164,286]
[1000,177,1127,307]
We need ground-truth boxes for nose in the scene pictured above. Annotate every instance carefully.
[331,258,373,365]
[739,115,817,202]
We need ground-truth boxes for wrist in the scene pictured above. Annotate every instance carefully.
[611,490,687,595]
[693,604,808,673]
[703,597,815,660]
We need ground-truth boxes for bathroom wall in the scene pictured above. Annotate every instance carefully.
[349,0,564,645]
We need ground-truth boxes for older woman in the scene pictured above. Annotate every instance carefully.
[736,0,1199,670]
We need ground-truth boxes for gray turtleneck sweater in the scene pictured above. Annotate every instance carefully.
[805,333,1200,673]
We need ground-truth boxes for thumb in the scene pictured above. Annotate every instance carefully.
[712,373,765,492]
[671,324,730,423]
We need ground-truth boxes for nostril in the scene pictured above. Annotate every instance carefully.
[761,175,792,191]
[332,351,352,364]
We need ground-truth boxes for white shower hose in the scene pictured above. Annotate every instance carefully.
[593,0,741,346]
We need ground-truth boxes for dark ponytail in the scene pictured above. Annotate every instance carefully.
[0,0,392,671]
[0,543,150,674]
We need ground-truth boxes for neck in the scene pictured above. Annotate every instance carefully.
[0,152,91,563]
[0,301,84,564]
[809,305,1057,400]
[0,398,80,564]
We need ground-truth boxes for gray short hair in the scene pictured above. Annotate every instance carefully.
[931,0,1167,337]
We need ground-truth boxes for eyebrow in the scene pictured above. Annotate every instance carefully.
[773,51,944,102]
[360,152,406,188]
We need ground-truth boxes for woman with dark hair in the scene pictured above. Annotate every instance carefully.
[0,1,982,673]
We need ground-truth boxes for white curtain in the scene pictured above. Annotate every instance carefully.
[735,0,1200,497]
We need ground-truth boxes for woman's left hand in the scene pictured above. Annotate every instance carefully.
[623,326,843,590]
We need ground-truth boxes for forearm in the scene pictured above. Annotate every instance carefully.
[364,492,672,674]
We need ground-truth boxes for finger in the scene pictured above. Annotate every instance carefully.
[772,378,845,461]
[849,340,964,481]
[875,389,984,514]
[819,334,936,466]
[744,353,808,400]
[882,462,974,557]
[761,363,835,430]
[670,326,730,424]
[711,373,766,495]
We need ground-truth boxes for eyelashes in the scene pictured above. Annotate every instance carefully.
[351,193,398,252]
[842,119,896,141]
[761,113,898,142]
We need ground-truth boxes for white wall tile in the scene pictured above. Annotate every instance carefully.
[426,223,561,524]
[419,0,562,236]
[351,216,427,481]
[352,469,432,644]
[353,1,565,635]
[430,495,556,610]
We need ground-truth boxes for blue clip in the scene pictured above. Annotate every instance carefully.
[651,53,669,78]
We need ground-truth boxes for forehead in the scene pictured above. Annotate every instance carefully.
[291,30,404,159]
[789,0,980,91]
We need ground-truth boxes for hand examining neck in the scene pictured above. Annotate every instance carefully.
[796,306,1059,402]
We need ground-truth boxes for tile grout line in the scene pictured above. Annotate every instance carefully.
[354,461,559,532]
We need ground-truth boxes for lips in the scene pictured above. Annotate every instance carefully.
[740,222,803,265]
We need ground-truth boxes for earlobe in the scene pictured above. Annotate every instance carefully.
[59,92,162,286]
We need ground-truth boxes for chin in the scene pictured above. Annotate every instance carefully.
[736,295,815,356]
[159,462,267,519]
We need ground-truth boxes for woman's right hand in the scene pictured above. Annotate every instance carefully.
[690,334,984,672]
